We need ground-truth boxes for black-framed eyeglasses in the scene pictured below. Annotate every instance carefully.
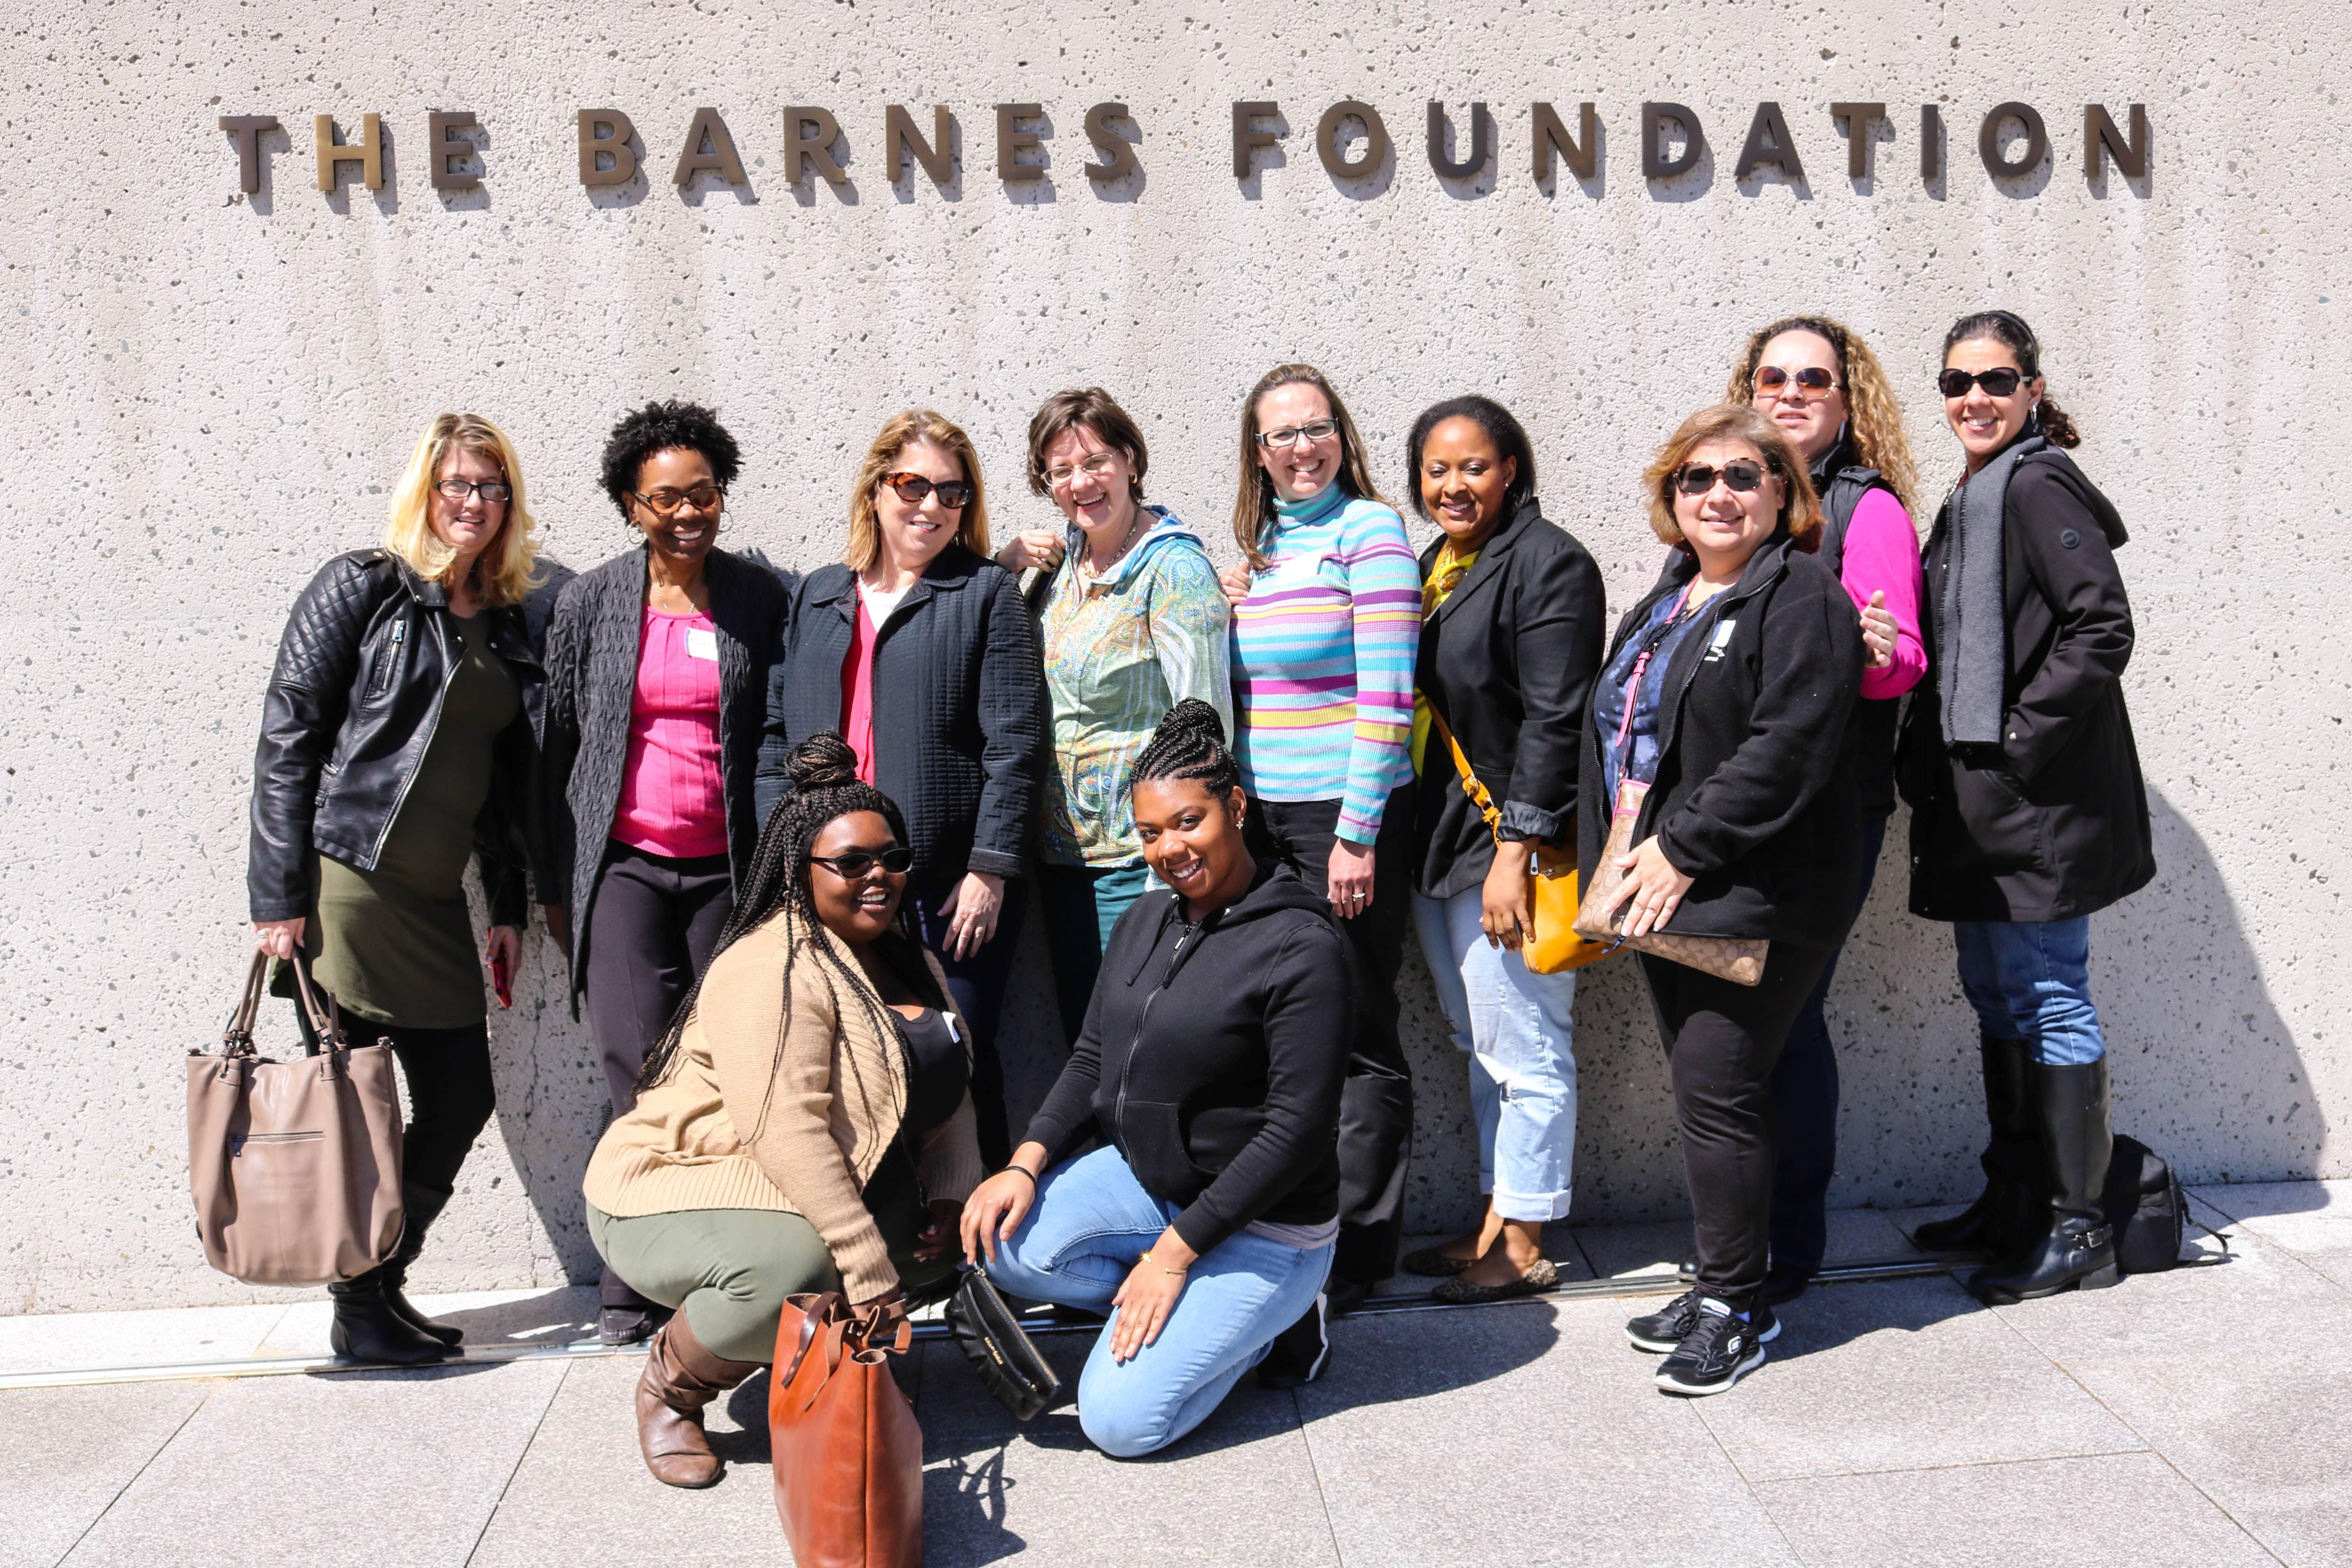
[880,472,975,509]
[435,478,512,504]
[807,846,915,880]
[1754,365,1839,398]
[1937,367,2026,399]
[629,484,725,517]
[1672,460,1768,497]
[1255,418,1340,449]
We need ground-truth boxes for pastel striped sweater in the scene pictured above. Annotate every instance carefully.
[1229,486,1422,842]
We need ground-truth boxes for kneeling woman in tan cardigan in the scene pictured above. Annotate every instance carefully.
[583,732,985,1487]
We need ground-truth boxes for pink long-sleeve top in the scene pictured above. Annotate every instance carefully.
[1839,489,1928,700]
[610,605,730,860]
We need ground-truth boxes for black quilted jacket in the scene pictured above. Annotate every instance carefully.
[247,550,547,926]
[755,546,1044,885]
[541,545,792,1005]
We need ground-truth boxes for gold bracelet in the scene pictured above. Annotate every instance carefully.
[1137,1250,1188,1276]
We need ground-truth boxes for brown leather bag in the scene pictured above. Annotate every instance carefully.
[1573,780,1769,986]
[769,1291,923,1568]
[187,952,405,1284]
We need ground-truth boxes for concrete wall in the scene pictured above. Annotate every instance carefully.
[2,0,2342,1312]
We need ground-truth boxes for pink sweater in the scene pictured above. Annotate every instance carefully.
[1840,489,1928,701]
[611,606,729,859]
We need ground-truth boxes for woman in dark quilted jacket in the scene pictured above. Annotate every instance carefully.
[246,412,547,1368]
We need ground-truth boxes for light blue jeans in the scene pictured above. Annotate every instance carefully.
[1413,887,1579,1222]
[1952,917,2106,1065]
[983,1145,1333,1458]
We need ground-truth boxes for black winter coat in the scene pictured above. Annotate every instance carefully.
[1577,535,1864,949]
[755,546,1044,886]
[248,550,545,928]
[1898,448,2155,922]
[1023,861,1350,1257]
[1411,497,1606,899]
[541,546,793,1003]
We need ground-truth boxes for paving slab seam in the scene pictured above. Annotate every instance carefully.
[461,1358,575,1568]
[1283,1387,1352,1568]
[1683,1389,1812,1566]
[51,1377,222,1568]
[1744,1443,2157,1484]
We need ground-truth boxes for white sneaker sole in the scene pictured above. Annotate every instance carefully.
[1654,1343,1767,1396]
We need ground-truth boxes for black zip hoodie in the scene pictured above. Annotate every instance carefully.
[1021,861,1349,1257]
[1577,533,1866,949]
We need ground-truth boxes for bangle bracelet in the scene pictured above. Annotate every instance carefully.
[1137,1249,1188,1276]
[999,1165,1037,1185]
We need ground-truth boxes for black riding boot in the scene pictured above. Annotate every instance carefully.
[1914,1036,2040,1258]
[380,1183,463,1347]
[329,1268,452,1365]
[1968,1059,2120,1304]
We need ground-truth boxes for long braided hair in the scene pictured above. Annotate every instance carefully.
[1132,698,1243,799]
[632,732,942,1143]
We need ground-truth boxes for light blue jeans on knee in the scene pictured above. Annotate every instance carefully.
[1412,887,1579,1222]
[1952,917,2106,1066]
[983,1144,1333,1459]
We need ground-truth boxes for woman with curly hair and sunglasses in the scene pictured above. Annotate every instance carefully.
[757,410,1045,1169]
[587,732,983,1488]
[1719,315,1925,1305]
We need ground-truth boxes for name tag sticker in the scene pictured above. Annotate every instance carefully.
[1704,621,1737,662]
[686,628,719,661]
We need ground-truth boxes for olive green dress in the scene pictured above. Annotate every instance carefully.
[308,613,521,1028]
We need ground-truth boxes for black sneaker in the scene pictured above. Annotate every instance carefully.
[1654,1299,1776,1396]
[1626,1288,1704,1352]
[1255,1294,1332,1389]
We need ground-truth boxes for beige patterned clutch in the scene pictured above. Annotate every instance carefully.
[1572,781,1769,987]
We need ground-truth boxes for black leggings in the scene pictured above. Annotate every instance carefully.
[338,1017,496,1198]
[1640,943,1832,1309]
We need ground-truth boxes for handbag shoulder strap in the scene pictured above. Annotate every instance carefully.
[1427,705,1506,846]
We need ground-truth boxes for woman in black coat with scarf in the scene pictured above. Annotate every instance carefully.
[1580,403,1862,1398]
[757,409,1045,1168]
[542,400,792,1344]
[1900,311,2155,1306]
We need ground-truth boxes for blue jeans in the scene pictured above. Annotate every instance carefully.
[1035,861,1155,1047]
[1412,886,1577,1222]
[1952,917,2106,1066]
[983,1145,1334,1458]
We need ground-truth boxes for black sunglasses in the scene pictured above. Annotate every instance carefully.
[1672,459,1768,497]
[1754,365,1839,397]
[1938,367,2027,398]
[881,471,975,509]
[807,847,915,880]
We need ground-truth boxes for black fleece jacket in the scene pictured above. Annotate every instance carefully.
[1021,861,1349,1257]
[1577,534,1865,949]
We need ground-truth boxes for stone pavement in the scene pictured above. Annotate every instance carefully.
[2,1182,2343,1568]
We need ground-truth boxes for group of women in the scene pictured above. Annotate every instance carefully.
[245,305,2155,1470]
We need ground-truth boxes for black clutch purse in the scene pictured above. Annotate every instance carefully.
[944,1267,1061,1421]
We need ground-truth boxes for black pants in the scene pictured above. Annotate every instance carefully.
[337,1017,496,1200]
[583,841,733,1308]
[1640,942,1833,1310]
[1765,815,1887,1282]
[1246,788,1415,1285]
[906,875,1032,1170]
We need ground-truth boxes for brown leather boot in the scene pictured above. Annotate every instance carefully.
[635,1316,763,1488]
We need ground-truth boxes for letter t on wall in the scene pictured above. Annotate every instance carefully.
[219,115,278,193]
[1830,102,1886,181]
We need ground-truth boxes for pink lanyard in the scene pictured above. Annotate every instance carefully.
[1611,584,1697,764]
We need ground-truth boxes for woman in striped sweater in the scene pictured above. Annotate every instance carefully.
[1217,363,1422,1384]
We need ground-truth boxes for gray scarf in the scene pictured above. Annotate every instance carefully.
[1935,433,2045,747]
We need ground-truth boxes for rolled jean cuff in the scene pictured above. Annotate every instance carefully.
[1489,1184,1574,1225]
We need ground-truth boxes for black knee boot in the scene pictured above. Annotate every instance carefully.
[1914,1036,2040,1258]
[1967,1059,2119,1304]
[380,1183,463,1347]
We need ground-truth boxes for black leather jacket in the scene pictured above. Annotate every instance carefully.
[247,550,546,926]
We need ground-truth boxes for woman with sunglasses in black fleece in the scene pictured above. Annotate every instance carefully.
[757,410,1045,1168]
[1582,404,1862,1398]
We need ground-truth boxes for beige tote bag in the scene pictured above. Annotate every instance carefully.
[187,952,405,1285]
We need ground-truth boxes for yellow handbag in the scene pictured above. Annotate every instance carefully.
[1429,709,1608,975]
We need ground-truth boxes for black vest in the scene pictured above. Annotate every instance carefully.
[1814,452,1902,817]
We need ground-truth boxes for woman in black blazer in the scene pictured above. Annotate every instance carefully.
[542,400,792,1344]
[756,409,1045,1166]
[1396,397,1605,1304]
[1582,403,1862,1398]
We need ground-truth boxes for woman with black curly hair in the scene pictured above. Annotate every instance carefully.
[583,732,983,1488]
[544,399,792,1344]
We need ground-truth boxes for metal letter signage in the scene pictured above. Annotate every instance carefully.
[1734,102,1805,181]
[314,113,383,192]
[1979,101,2048,178]
[783,106,848,186]
[887,104,954,187]
[996,103,1046,181]
[1829,102,1886,181]
[2084,103,2148,181]
[1084,103,1139,184]
[1427,102,1493,181]
[676,107,749,186]
[578,110,638,186]
[219,115,278,194]
[1531,102,1597,183]
[427,111,479,191]
[1643,102,1704,179]
[1232,101,1280,180]
[1317,101,1389,180]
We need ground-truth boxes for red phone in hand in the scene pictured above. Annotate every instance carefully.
[491,950,512,1010]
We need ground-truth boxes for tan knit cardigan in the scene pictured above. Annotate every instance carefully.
[581,911,986,1301]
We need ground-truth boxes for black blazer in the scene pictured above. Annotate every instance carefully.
[1410,497,1606,900]
[1898,448,2155,922]
[755,545,1044,886]
[1577,535,1864,949]
[541,546,791,1002]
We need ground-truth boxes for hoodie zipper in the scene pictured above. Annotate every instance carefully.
[1112,915,1200,1159]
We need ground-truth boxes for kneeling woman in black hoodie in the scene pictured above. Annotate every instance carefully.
[1582,404,1864,1397]
[962,700,1349,1457]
